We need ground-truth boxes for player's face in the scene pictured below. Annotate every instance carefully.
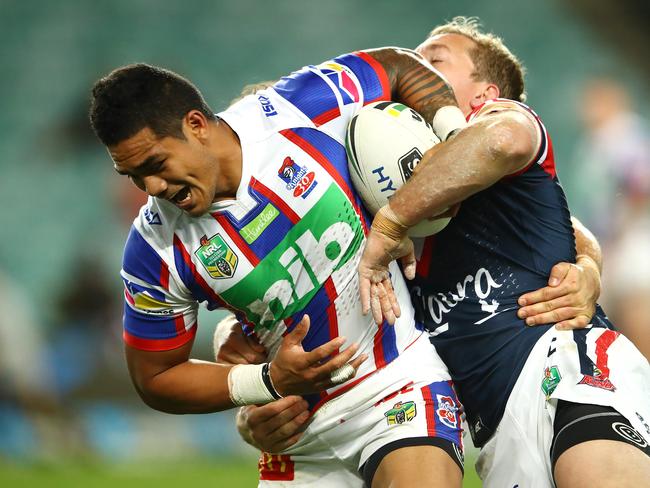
[109,119,221,217]
[415,33,487,116]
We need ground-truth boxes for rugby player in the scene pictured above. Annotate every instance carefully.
[359,17,650,487]
[90,48,473,487]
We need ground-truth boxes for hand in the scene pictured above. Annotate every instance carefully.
[517,256,601,330]
[236,396,310,452]
[213,315,267,365]
[269,315,368,396]
[359,228,415,325]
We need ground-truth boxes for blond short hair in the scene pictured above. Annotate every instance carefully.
[430,17,527,102]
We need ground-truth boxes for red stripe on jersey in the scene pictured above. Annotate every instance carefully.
[279,129,369,235]
[312,106,341,126]
[595,330,619,378]
[251,177,300,224]
[160,261,170,290]
[353,51,391,103]
[174,313,186,335]
[323,278,339,353]
[123,322,197,351]
[421,384,437,437]
[211,212,260,266]
[124,287,135,305]
[373,323,387,369]
[416,236,435,278]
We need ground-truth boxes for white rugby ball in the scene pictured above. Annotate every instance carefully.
[345,101,450,237]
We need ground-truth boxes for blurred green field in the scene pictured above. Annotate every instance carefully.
[0,457,483,487]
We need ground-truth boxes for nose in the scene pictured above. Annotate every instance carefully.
[142,175,168,197]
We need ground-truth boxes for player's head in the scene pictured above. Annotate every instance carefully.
[415,16,526,115]
[90,63,228,217]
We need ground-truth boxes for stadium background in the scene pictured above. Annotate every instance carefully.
[1,0,648,486]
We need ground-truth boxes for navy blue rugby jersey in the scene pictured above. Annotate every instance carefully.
[409,99,609,446]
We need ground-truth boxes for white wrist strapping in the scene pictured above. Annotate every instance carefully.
[228,363,280,406]
[432,105,467,140]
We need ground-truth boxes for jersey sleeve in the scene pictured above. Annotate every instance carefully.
[272,51,391,130]
[121,225,199,351]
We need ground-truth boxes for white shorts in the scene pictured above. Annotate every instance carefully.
[476,326,650,488]
[258,333,464,486]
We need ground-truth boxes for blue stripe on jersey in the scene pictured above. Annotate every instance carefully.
[573,329,594,375]
[214,186,295,260]
[334,53,386,103]
[123,302,179,339]
[380,320,399,364]
[285,286,333,353]
[288,127,372,228]
[274,68,339,123]
[123,226,166,288]
[428,382,462,439]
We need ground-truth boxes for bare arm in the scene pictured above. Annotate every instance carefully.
[126,315,366,414]
[364,48,459,126]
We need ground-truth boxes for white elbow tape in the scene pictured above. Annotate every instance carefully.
[432,105,467,140]
[228,363,281,406]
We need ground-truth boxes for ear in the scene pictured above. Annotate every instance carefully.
[470,83,500,109]
[184,110,210,143]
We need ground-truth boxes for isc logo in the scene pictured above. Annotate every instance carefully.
[258,95,278,117]
[247,221,354,325]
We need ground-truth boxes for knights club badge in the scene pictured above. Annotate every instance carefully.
[194,234,238,279]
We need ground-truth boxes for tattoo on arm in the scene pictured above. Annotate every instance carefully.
[365,48,458,119]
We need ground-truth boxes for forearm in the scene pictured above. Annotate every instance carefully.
[364,48,459,128]
[388,117,528,225]
[133,359,235,414]
[572,216,603,273]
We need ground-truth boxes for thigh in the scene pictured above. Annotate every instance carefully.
[372,444,462,488]
[258,453,364,487]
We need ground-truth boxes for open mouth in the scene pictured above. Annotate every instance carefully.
[171,186,192,206]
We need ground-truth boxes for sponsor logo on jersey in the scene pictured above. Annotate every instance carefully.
[317,62,360,104]
[258,453,295,481]
[220,184,363,330]
[541,365,561,399]
[278,156,318,198]
[240,203,279,244]
[124,282,175,316]
[144,207,162,225]
[578,373,616,392]
[194,234,238,279]
[257,95,278,117]
[398,147,423,181]
[415,267,511,328]
[384,401,417,425]
[436,394,459,429]
[636,412,650,436]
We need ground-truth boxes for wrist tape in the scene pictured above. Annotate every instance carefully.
[372,206,409,241]
[432,105,467,141]
[228,363,282,406]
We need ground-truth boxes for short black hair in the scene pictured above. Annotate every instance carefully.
[89,63,215,146]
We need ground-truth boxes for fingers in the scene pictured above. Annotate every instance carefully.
[518,294,575,322]
[360,276,371,316]
[555,315,591,331]
[244,396,311,452]
[376,282,396,325]
[521,306,580,326]
[518,283,570,308]
[304,336,348,365]
[547,262,571,287]
[284,315,310,347]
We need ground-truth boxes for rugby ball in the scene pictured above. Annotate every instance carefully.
[345,102,451,237]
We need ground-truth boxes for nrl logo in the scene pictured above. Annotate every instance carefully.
[384,401,417,425]
[194,234,238,279]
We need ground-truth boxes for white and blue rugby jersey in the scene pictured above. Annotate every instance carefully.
[121,52,426,411]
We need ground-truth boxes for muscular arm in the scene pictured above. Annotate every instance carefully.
[388,108,537,226]
[572,216,603,273]
[364,48,461,132]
